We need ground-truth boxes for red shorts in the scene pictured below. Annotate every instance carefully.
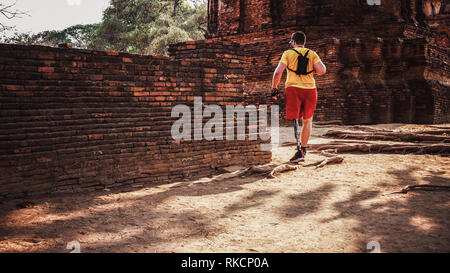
[285,87,317,120]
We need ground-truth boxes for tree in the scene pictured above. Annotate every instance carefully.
[1,24,100,48]
[0,1,28,32]
[1,0,208,55]
[60,24,100,48]
[1,31,37,45]
[91,0,207,55]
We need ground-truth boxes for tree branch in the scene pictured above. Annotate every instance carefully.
[0,2,29,33]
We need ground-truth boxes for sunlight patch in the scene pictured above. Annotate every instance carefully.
[410,216,438,232]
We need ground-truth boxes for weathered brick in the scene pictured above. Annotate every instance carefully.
[38,67,55,73]
[89,74,104,81]
[37,157,53,163]
[123,57,133,63]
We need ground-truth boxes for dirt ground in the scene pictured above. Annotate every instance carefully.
[0,124,449,253]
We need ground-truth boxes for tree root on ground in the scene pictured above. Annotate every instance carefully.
[391,185,450,194]
[242,152,345,178]
[215,164,297,180]
[416,130,450,136]
[221,155,346,180]
[244,164,299,179]
[350,126,393,133]
[430,125,450,130]
[329,126,449,136]
[267,164,299,178]
[284,139,450,154]
[310,143,450,154]
[324,130,449,143]
[303,154,344,168]
[314,120,344,126]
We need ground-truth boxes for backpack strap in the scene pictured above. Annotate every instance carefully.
[290,48,301,55]
[304,50,314,74]
[287,48,301,72]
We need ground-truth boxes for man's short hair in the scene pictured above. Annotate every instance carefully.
[291,31,306,45]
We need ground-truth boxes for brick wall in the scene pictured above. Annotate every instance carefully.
[0,41,271,199]
[206,0,450,124]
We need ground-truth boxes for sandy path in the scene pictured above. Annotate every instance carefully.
[0,124,449,253]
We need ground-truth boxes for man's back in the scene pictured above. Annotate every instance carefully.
[280,47,322,89]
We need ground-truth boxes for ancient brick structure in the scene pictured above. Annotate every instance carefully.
[1,0,448,198]
[207,0,449,124]
[0,41,271,199]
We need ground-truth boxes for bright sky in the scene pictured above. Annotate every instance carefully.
[2,0,111,36]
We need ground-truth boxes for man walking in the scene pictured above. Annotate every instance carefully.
[271,31,326,163]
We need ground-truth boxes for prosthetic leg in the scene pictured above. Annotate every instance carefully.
[294,119,301,152]
[289,119,305,163]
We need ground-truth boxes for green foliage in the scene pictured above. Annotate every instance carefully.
[1,0,207,56]
[0,32,36,45]
[147,24,191,55]
[91,0,207,55]
[1,23,100,48]
[63,24,100,48]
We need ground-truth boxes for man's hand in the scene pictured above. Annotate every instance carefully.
[271,87,280,101]
[272,62,286,101]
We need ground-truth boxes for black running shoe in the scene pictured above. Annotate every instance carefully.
[289,149,304,163]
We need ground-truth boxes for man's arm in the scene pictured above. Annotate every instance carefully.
[272,62,287,89]
[314,61,326,76]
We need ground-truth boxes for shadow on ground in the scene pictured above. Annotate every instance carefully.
[0,173,272,252]
[0,162,448,253]
[319,167,449,252]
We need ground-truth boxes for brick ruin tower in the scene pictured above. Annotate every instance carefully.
[206,0,449,124]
